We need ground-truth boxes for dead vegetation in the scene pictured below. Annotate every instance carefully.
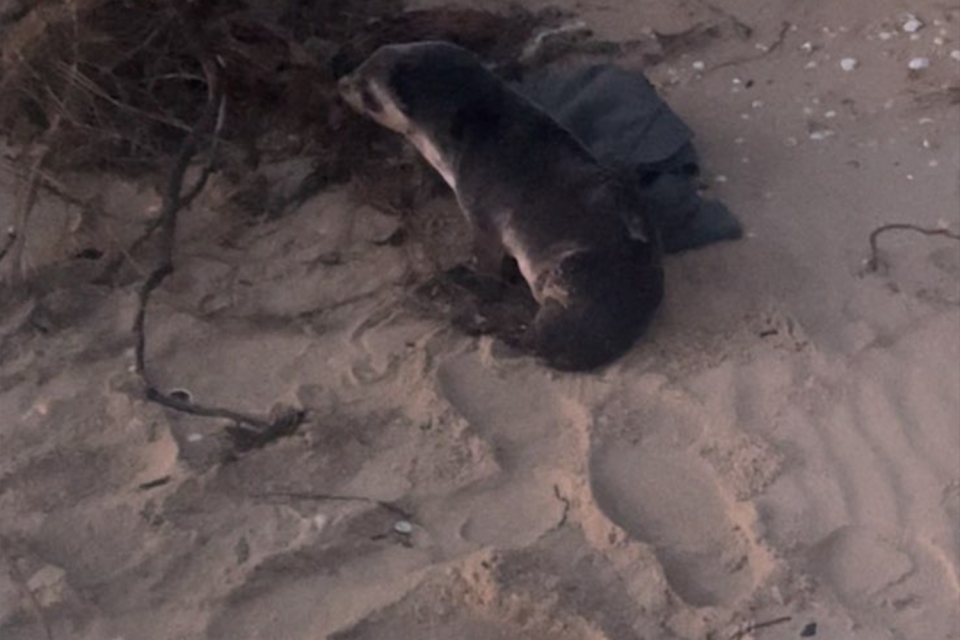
[0,0,554,178]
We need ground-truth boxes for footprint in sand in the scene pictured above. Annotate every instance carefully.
[806,525,960,638]
[433,355,579,547]
[590,435,756,607]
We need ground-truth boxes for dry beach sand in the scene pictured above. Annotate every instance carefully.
[1,0,959,639]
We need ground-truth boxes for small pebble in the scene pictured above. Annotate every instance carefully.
[902,16,923,33]
[809,130,835,141]
[714,175,728,184]
[951,50,960,61]
[908,57,930,70]
[906,174,915,180]
[692,60,705,71]
[878,31,894,41]
[840,58,858,71]
[934,37,944,46]
[740,113,751,120]
[732,77,742,84]
[187,433,203,443]
[800,621,818,637]
[824,110,837,118]
[393,520,414,534]
[804,60,818,70]
[800,41,813,53]
[313,514,329,531]
[751,99,764,108]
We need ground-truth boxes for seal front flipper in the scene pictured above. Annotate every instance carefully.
[442,264,506,303]
[470,222,507,277]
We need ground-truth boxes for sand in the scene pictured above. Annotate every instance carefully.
[2,0,959,638]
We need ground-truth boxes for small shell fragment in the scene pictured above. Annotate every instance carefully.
[840,58,858,71]
[313,514,329,531]
[950,50,960,61]
[692,60,705,71]
[393,520,413,534]
[908,57,930,70]
[902,16,923,33]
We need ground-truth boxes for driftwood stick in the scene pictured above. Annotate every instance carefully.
[132,54,303,438]
[727,616,793,640]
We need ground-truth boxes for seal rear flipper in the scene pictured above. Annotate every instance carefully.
[526,299,638,372]
[660,199,744,254]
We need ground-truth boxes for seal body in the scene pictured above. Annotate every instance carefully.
[339,41,663,371]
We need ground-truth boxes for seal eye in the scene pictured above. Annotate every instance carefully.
[361,87,382,114]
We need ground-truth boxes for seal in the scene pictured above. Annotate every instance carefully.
[338,41,663,371]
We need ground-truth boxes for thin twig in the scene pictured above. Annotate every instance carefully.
[55,60,193,133]
[2,2,81,282]
[251,490,413,520]
[866,222,960,271]
[727,616,793,640]
[132,54,303,438]
[709,21,791,72]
